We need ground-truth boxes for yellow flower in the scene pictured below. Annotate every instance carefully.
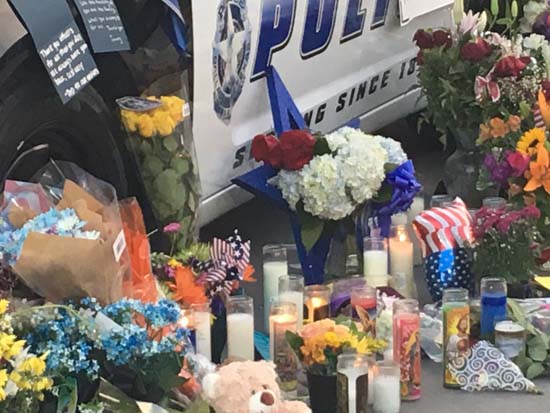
[0,300,8,316]
[121,110,139,133]
[517,128,546,155]
[19,355,47,376]
[160,96,186,124]
[152,110,176,137]
[137,114,156,138]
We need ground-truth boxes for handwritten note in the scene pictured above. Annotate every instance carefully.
[74,0,130,53]
[9,0,99,104]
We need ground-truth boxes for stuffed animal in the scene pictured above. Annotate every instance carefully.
[202,360,311,413]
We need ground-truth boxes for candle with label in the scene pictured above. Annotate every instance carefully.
[363,237,389,287]
[480,277,507,338]
[263,245,288,330]
[227,296,255,360]
[389,225,414,298]
[270,300,298,394]
[279,275,304,330]
[442,288,469,388]
[393,299,421,401]
[304,285,330,324]
[191,302,211,361]
[337,353,369,413]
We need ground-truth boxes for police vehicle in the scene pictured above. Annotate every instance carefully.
[0,0,452,226]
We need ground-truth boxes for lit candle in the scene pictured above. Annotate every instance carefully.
[407,197,425,266]
[191,303,211,361]
[337,353,369,413]
[373,361,401,413]
[226,296,255,361]
[279,275,304,330]
[363,237,389,288]
[263,245,288,331]
[179,308,196,348]
[389,226,414,298]
[269,300,298,395]
[304,285,330,324]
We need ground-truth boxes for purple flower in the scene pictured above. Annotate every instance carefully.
[163,222,181,233]
[483,153,513,188]
[533,11,550,40]
[163,263,176,279]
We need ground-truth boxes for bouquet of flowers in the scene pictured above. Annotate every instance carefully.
[472,205,542,282]
[251,127,417,248]
[286,318,386,376]
[0,299,53,413]
[119,95,201,248]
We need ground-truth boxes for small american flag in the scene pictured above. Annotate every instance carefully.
[534,104,545,129]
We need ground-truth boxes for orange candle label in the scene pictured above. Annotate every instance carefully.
[443,305,470,387]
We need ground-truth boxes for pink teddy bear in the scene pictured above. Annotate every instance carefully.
[202,360,310,413]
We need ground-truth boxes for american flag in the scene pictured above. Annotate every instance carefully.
[412,198,474,257]
[534,104,545,129]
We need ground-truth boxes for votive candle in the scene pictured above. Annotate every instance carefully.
[304,285,330,324]
[279,274,304,330]
[263,245,288,331]
[227,296,255,360]
[270,300,298,394]
[363,237,389,287]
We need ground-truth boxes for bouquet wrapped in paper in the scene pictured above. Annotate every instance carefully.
[412,198,474,301]
[0,161,129,304]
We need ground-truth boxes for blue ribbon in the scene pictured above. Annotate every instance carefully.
[160,0,188,53]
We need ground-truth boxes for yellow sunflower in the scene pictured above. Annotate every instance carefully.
[517,128,546,155]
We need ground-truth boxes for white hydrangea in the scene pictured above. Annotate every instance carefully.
[371,135,407,165]
[520,1,547,34]
[523,33,546,51]
[276,170,302,210]
[299,154,354,220]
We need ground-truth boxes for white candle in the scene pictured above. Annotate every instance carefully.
[368,364,375,405]
[389,227,414,298]
[193,308,211,361]
[363,250,389,287]
[407,197,425,266]
[263,261,288,328]
[279,290,303,330]
[227,313,255,360]
[373,374,401,413]
[339,369,365,413]
[269,313,297,360]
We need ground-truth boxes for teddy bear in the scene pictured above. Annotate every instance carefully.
[201,360,311,413]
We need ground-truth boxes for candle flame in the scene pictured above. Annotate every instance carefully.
[311,297,327,308]
[398,232,407,242]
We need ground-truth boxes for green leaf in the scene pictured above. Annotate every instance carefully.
[373,183,393,204]
[171,157,190,175]
[286,330,304,354]
[508,299,527,323]
[515,353,532,372]
[296,204,325,251]
[496,17,511,25]
[314,137,332,156]
[55,378,78,413]
[384,163,399,173]
[529,345,547,362]
[163,136,179,152]
[519,101,532,119]
[529,334,549,350]
[143,155,164,177]
[526,362,546,379]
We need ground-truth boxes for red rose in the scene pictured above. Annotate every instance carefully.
[493,56,531,78]
[506,151,530,177]
[279,130,316,170]
[413,29,434,49]
[251,134,283,168]
[433,30,452,48]
[460,38,492,62]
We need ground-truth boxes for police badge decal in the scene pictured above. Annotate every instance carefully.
[213,0,252,124]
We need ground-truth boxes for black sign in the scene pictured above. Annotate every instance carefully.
[74,0,130,53]
[10,0,99,104]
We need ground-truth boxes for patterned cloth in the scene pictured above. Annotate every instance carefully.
[449,341,540,394]
[425,248,473,302]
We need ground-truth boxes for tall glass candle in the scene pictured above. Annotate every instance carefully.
[442,288,469,388]
[227,296,255,360]
[393,299,421,401]
[363,237,389,288]
[179,308,196,348]
[269,300,298,394]
[430,194,453,208]
[351,286,377,336]
[480,277,507,339]
[389,225,414,298]
[304,285,330,324]
[407,196,425,265]
[279,275,304,330]
[373,361,401,413]
[337,353,369,413]
[191,302,211,361]
[263,245,288,330]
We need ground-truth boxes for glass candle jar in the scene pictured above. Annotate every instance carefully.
[494,320,526,362]
[336,353,370,413]
[263,245,288,330]
[269,300,298,394]
[179,308,196,348]
[226,295,255,360]
[304,285,330,324]
[191,302,211,361]
[389,225,414,298]
[279,275,304,330]
[482,197,507,210]
[351,286,377,328]
[373,361,401,413]
[442,288,469,388]
[480,277,507,339]
[430,194,453,208]
[363,236,388,288]
[393,299,421,401]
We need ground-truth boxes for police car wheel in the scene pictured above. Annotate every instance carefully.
[0,65,127,195]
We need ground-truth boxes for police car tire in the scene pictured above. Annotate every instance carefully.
[0,64,127,195]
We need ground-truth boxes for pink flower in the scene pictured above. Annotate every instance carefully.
[475,74,500,102]
[507,151,530,177]
[521,205,541,219]
[163,222,182,233]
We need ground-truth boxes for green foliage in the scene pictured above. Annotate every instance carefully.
[296,202,326,252]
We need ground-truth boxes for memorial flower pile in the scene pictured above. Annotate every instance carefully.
[286,318,386,376]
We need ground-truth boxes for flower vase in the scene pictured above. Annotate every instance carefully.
[444,129,483,208]
[307,373,337,413]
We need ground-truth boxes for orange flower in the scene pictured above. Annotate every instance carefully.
[478,123,492,143]
[489,117,509,138]
[242,264,256,282]
[507,115,522,132]
[538,90,550,129]
[168,265,208,305]
[524,144,550,193]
